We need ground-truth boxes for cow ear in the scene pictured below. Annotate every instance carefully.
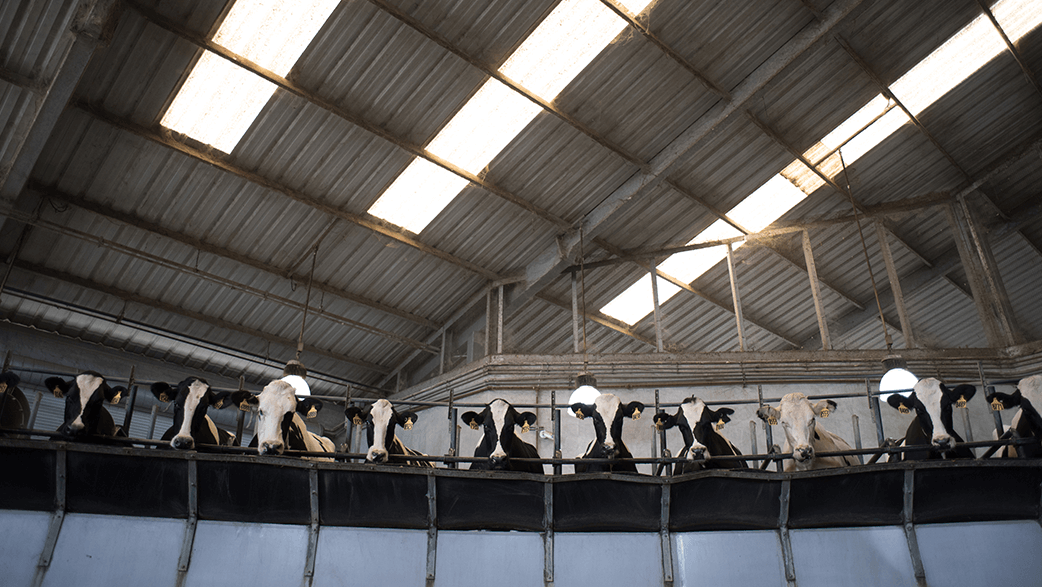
[570,403,593,420]
[231,390,257,410]
[106,384,126,405]
[517,411,537,433]
[715,407,735,423]
[887,394,915,414]
[209,391,234,409]
[625,401,645,420]
[0,372,20,390]
[297,398,323,419]
[398,411,420,431]
[986,390,1020,411]
[151,381,175,403]
[461,411,482,430]
[756,406,779,424]
[947,384,976,408]
[653,412,676,431]
[45,377,69,398]
[812,399,836,418]
[345,406,365,426]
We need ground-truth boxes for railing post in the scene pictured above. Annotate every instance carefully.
[121,365,137,435]
[660,480,674,584]
[27,389,43,429]
[147,405,158,439]
[778,479,796,587]
[234,376,246,447]
[852,414,864,465]
[979,363,1005,439]
[543,480,554,583]
[301,467,320,587]
[903,469,928,587]
[552,390,562,476]
[175,458,198,587]
[868,379,885,447]
[426,474,438,587]
[31,446,66,587]
[447,389,457,470]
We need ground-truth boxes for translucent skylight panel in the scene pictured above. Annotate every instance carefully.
[993,0,1042,39]
[600,274,680,326]
[820,95,891,150]
[426,79,543,175]
[161,0,338,153]
[727,175,807,233]
[161,52,278,153]
[367,159,471,233]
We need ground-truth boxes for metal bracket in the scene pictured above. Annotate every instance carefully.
[777,479,797,587]
[902,469,928,587]
[175,458,199,587]
[301,467,320,587]
[31,447,66,587]
[426,474,437,587]
[660,483,674,584]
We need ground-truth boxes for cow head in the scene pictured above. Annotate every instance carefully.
[654,397,733,461]
[886,377,975,453]
[986,375,1042,432]
[238,380,323,456]
[345,399,421,464]
[47,372,126,437]
[152,377,234,449]
[0,371,19,396]
[461,399,536,470]
[757,393,836,465]
[571,393,644,460]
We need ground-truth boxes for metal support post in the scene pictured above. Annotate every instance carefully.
[27,390,43,429]
[552,390,562,476]
[851,414,864,464]
[749,420,759,469]
[31,447,66,587]
[650,260,665,352]
[175,458,199,587]
[147,405,158,439]
[497,284,504,355]
[571,272,581,354]
[979,363,1005,438]
[902,470,928,587]
[778,479,797,587]
[868,379,885,446]
[234,376,246,446]
[301,468,320,587]
[426,475,438,586]
[121,365,137,434]
[543,481,554,584]
[660,482,674,584]
[447,388,457,470]
[802,230,831,350]
[725,244,746,351]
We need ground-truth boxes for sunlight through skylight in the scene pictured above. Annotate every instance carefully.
[367,159,471,234]
[161,0,339,153]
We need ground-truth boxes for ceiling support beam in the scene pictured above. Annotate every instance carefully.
[507,0,866,314]
[31,183,439,330]
[9,260,392,377]
[802,230,831,350]
[975,0,1042,102]
[875,221,917,349]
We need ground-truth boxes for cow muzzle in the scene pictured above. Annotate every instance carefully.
[260,441,284,455]
[59,421,86,437]
[688,446,706,461]
[489,454,508,469]
[794,446,814,462]
[368,448,388,464]
[172,435,195,450]
[933,435,954,452]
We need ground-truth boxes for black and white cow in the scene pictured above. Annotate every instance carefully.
[237,380,334,459]
[885,377,976,460]
[461,399,542,474]
[45,372,127,439]
[757,393,858,472]
[570,393,644,474]
[0,372,30,436]
[345,399,432,467]
[985,375,1042,459]
[653,397,748,474]
[151,377,237,450]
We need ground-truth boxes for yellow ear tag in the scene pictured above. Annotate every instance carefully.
[239,400,251,412]
[715,419,725,431]
[955,396,967,409]
[0,383,7,394]
[404,418,414,430]
[469,421,479,430]
[214,399,225,409]
[352,415,364,426]
[575,409,585,420]
[52,386,63,398]
[990,398,1004,411]
[898,405,910,414]
[631,408,641,420]
[159,392,170,403]
[654,420,665,431]
[521,422,530,433]
[306,406,317,419]
[819,408,830,418]
[110,392,121,405]
[767,415,777,425]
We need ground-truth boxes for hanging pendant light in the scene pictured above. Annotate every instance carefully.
[879,355,917,401]
[568,225,600,417]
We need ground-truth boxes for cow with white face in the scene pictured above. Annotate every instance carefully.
[570,393,644,473]
[151,377,237,450]
[757,393,858,472]
[0,372,31,437]
[985,375,1041,459]
[461,399,542,474]
[237,380,333,459]
[345,399,432,467]
[654,397,747,474]
[886,377,976,460]
[46,372,127,439]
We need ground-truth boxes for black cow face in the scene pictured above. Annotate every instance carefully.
[47,372,125,437]
[654,397,733,459]
[461,399,537,469]
[152,377,234,449]
[571,394,643,458]
[238,380,323,455]
[987,375,1042,436]
[887,378,975,451]
[346,399,420,463]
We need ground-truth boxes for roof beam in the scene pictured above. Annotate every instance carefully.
[30,182,439,330]
[506,0,866,314]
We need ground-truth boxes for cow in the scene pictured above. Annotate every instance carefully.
[151,377,237,450]
[653,397,748,474]
[345,399,432,467]
[460,399,542,474]
[45,372,127,439]
[0,372,31,436]
[236,379,333,459]
[570,393,644,474]
[985,375,1042,458]
[885,377,976,460]
[756,393,858,471]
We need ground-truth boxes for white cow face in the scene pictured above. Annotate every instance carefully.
[461,398,537,469]
[653,397,734,460]
[570,393,644,458]
[758,393,836,465]
[888,378,976,452]
[48,372,124,437]
[345,399,420,464]
[240,380,322,456]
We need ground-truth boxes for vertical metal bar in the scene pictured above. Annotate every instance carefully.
[868,379,886,446]
[725,243,746,351]
[301,468,320,587]
[439,330,447,376]
[497,284,504,355]
[802,229,831,350]
[32,447,66,587]
[749,420,759,469]
[147,405,159,439]
[852,414,864,464]
[660,481,674,584]
[874,222,916,348]
[121,366,137,435]
[27,390,42,429]
[778,479,797,587]
[447,388,457,470]
[485,288,492,357]
[960,405,974,444]
[234,376,246,446]
[653,389,661,475]
[945,203,1012,347]
[979,363,1005,438]
[543,480,554,583]
[650,260,665,352]
[571,271,581,354]
[759,385,779,471]
[0,350,13,427]
[425,475,438,586]
[903,469,928,587]
[552,390,562,476]
[175,458,198,587]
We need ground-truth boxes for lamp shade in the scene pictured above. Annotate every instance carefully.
[879,355,917,400]
[282,360,311,396]
[568,373,600,417]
